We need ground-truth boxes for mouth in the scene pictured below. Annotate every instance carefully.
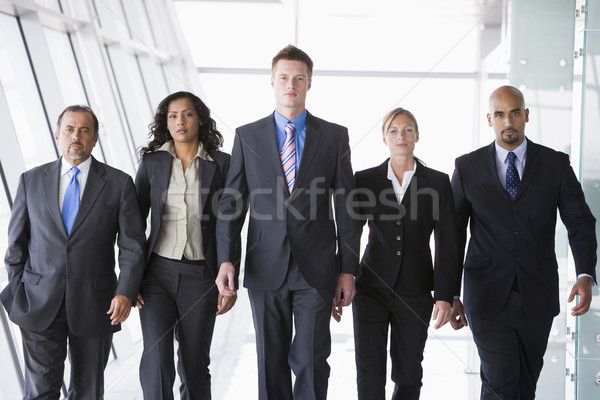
[176,129,187,134]
[503,129,517,134]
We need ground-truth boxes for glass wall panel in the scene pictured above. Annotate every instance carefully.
[105,46,153,150]
[42,27,88,106]
[0,13,57,169]
[575,1,600,399]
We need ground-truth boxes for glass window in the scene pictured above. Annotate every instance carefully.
[105,45,153,150]
[138,56,169,111]
[0,13,57,169]
[42,27,88,106]
[0,179,24,399]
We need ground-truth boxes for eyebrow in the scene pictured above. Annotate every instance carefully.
[494,108,521,115]
[168,108,194,113]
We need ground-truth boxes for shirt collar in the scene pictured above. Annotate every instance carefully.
[495,138,527,162]
[387,159,418,187]
[157,141,212,161]
[60,156,92,176]
[274,109,307,131]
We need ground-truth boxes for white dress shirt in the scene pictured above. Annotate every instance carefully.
[58,156,92,212]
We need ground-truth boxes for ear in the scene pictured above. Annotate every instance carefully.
[307,79,312,91]
[524,108,529,122]
[382,134,388,145]
[415,132,420,143]
[487,113,492,127]
[54,131,60,142]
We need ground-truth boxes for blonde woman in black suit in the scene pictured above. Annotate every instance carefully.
[135,91,237,400]
[349,107,459,400]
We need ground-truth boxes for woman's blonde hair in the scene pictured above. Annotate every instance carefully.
[382,107,419,135]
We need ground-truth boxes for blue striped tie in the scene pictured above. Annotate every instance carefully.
[62,167,80,235]
[281,122,296,193]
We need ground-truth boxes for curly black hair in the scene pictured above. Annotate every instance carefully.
[139,91,223,158]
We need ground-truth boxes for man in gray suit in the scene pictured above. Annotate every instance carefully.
[1,105,146,399]
[216,45,360,400]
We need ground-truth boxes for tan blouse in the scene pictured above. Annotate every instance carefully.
[152,141,212,261]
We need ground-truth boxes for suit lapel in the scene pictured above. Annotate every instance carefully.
[516,140,541,200]
[258,115,288,186]
[42,159,67,237]
[198,157,216,213]
[372,160,403,216]
[295,112,321,189]
[484,142,509,199]
[401,161,430,209]
[70,157,106,235]
[154,152,173,224]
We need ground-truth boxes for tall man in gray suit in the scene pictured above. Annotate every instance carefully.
[450,86,597,399]
[216,45,360,399]
[1,105,146,399]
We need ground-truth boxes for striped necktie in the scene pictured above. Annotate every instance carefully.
[280,121,296,193]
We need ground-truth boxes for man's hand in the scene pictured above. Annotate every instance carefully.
[568,276,593,316]
[332,273,356,322]
[432,300,451,330]
[107,295,133,325]
[217,293,237,316]
[136,293,144,309]
[216,262,237,296]
[450,298,468,330]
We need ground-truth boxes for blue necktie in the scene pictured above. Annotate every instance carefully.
[62,167,80,235]
[281,121,296,193]
[505,152,520,201]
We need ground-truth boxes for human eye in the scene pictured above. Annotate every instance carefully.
[494,113,503,119]
[185,112,193,117]
[512,111,520,117]
[168,114,176,119]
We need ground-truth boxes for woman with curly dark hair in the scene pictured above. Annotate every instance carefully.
[135,91,237,399]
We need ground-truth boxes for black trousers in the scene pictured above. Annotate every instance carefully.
[468,290,554,400]
[353,284,433,400]
[139,254,218,400]
[20,298,112,400]
[248,259,334,400]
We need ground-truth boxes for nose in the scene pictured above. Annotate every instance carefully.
[177,115,184,126]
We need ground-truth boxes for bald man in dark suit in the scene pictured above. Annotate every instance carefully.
[450,86,597,400]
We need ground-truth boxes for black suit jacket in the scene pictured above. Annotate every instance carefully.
[355,160,459,304]
[451,139,597,318]
[216,112,360,291]
[1,157,146,336]
[135,148,237,282]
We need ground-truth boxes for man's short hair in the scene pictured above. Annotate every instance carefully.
[56,105,99,135]
[272,44,314,79]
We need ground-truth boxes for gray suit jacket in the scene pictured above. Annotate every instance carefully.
[1,157,146,336]
[216,112,360,291]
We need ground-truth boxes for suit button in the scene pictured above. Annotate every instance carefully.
[202,226,206,230]
[513,232,519,236]
[515,257,521,263]
[288,227,294,232]
[396,251,401,256]
[396,220,401,225]
[511,206,517,211]
[60,274,65,280]
[396,236,401,241]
